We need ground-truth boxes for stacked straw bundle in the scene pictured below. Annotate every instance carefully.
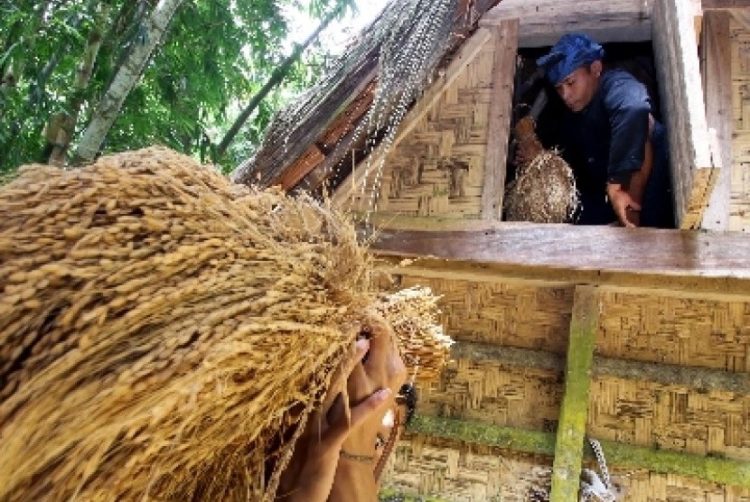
[504,116,579,223]
[0,147,450,501]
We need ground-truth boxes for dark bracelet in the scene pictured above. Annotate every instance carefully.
[339,450,376,463]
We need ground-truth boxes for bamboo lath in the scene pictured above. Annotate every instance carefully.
[383,433,750,501]
[607,469,750,502]
[419,356,563,431]
[589,376,750,461]
[345,32,497,218]
[397,274,573,353]
[597,287,750,372]
[731,18,750,232]
[382,436,553,501]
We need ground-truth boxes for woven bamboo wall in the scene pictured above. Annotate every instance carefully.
[347,35,497,218]
[731,18,750,232]
[589,376,750,460]
[420,357,563,431]
[382,436,553,501]
[383,265,750,499]
[597,288,750,371]
[398,274,573,353]
[602,467,750,502]
[381,437,750,501]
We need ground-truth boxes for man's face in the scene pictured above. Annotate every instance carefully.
[554,63,601,113]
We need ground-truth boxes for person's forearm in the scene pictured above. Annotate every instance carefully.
[328,458,378,502]
[627,138,653,204]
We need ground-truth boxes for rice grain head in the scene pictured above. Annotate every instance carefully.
[0,147,450,501]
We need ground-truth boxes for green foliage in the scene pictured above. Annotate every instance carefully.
[0,0,354,174]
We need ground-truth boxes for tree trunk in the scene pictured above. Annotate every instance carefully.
[72,0,184,164]
[214,5,342,159]
[47,6,108,166]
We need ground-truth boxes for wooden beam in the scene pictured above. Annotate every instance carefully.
[409,416,750,488]
[369,224,750,290]
[277,81,376,191]
[652,0,719,229]
[481,20,518,220]
[701,12,733,229]
[452,342,750,393]
[480,0,654,47]
[550,286,599,501]
[702,0,750,9]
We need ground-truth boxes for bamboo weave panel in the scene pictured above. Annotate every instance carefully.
[731,21,750,232]
[589,376,750,461]
[597,289,750,372]
[348,41,496,217]
[382,437,552,502]
[382,438,750,501]
[608,469,750,502]
[398,274,573,353]
[420,358,563,432]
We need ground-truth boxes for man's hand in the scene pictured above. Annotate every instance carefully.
[607,183,641,228]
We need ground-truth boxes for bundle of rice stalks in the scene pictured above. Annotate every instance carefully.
[373,287,451,383]
[504,116,579,223]
[0,147,450,501]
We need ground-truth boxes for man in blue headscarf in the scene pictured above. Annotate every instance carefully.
[536,33,673,228]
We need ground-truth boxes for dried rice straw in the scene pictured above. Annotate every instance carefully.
[0,147,450,501]
[505,116,579,223]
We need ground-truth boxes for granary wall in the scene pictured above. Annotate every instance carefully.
[380,252,750,500]
[345,31,499,219]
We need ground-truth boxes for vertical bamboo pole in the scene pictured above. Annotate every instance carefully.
[550,285,599,501]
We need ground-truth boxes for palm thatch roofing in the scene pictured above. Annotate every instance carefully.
[231,0,502,194]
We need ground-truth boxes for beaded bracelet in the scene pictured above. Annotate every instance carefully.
[339,450,376,463]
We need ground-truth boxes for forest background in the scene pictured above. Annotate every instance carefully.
[0,0,383,176]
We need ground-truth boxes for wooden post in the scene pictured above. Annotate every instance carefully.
[652,0,718,229]
[549,286,599,501]
[701,11,733,230]
[481,19,518,220]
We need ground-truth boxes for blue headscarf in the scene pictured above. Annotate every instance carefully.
[536,34,605,85]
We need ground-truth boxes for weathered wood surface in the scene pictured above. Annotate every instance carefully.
[703,0,750,8]
[481,20,517,220]
[480,0,654,46]
[372,224,750,289]
[702,11,733,230]
[731,19,750,232]
[278,81,376,190]
[550,287,598,501]
[653,0,718,229]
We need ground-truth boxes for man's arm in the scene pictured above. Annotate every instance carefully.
[606,132,654,227]
[603,75,653,227]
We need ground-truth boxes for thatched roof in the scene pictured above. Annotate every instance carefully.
[232,0,502,194]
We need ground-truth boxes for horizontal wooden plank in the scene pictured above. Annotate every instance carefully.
[480,0,654,46]
[370,224,750,291]
[703,0,750,8]
[409,416,750,488]
[453,341,750,393]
